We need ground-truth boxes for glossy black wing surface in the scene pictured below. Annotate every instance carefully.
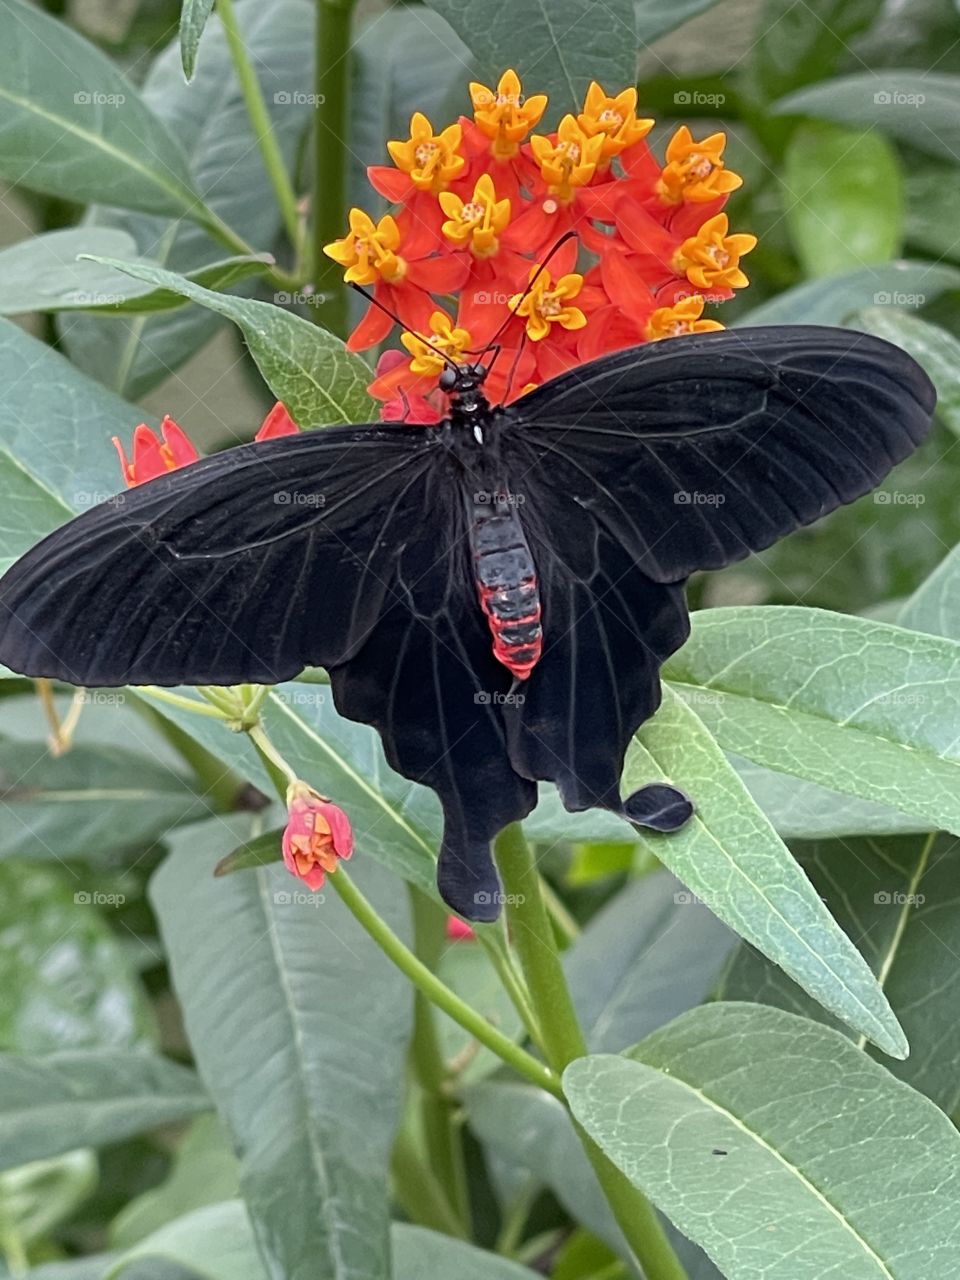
[505,325,936,583]
[494,324,935,830]
[0,425,441,685]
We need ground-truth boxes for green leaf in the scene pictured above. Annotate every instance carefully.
[435,944,523,1084]
[0,738,203,862]
[564,869,734,1053]
[736,260,960,325]
[107,1202,539,1280]
[900,543,960,638]
[213,828,284,877]
[0,1151,98,1247]
[0,0,201,217]
[0,452,74,571]
[111,1115,240,1249]
[852,308,960,438]
[423,0,637,122]
[751,0,884,100]
[774,72,960,164]
[0,1050,206,1173]
[783,124,902,277]
[664,605,960,843]
[904,160,960,262]
[61,0,316,398]
[565,1003,960,1280]
[0,235,272,316]
[27,1258,120,1280]
[150,819,414,1280]
[718,832,960,1115]
[625,687,906,1057]
[0,861,154,1053]
[180,0,217,80]
[141,687,439,896]
[85,257,374,427]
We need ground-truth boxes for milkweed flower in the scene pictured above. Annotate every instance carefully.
[323,70,755,418]
[282,781,353,891]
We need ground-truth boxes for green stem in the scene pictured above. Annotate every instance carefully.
[217,0,303,252]
[137,687,232,720]
[477,927,543,1049]
[410,891,471,1230]
[495,824,689,1280]
[246,721,298,786]
[311,0,356,335]
[392,1123,468,1239]
[330,870,563,1099]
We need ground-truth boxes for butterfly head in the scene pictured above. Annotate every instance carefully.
[439,362,490,422]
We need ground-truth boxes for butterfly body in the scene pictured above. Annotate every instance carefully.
[0,327,937,919]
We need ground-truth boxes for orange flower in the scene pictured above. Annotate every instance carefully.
[672,213,757,290]
[324,209,408,286]
[112,416,199,488]
[509,266,587,342]
[387,112,465,193]
[577,81,653,160]
[530,115,604,202]
[645,295,724,341]
[440,173,511,258]
[281,782,353,892]
[656,127,742,205]
[470,69,547,160]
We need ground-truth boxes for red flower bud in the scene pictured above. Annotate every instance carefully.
[112,416,200,488]
[255,402,300,440]
[281,782,353,891]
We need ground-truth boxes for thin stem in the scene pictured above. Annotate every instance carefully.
[391,1124,468,1239]
[137,687,233,719]
[330,870,563,1099]
[311,0,356,335]
[495,824,689,1280]
[217,0,303,252]
[246,721,298,786]
[477,928,543,1049]
[539,872,580,945]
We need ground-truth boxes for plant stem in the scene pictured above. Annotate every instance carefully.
[217,0,303,253]
[246,721,298,786]
[311,0,356,335]
[494,824,689,1280]
[330,870,563,1099]
[410,891,471,1230]
[391,1124,469,1239]
[137,687,233,719]
[477,927,543,1049]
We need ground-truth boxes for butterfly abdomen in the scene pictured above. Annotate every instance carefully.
[469,491,542,681]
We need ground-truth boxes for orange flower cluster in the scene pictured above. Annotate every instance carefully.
[324,71,756,417]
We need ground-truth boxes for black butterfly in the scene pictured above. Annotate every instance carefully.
[0,326,935,919]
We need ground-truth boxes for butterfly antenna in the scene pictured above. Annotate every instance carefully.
[348,283,461,374]
[480,230,579,375]
[499,329,531,406]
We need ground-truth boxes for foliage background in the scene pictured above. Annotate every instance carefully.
[3,0,960,1278]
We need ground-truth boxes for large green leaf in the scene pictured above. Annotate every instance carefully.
[635,0,723,48]
[750,0,884,100]
[736,260,960,325]
[853,308,960,438]
[0,452,73,572]
[150,819,414,1280]
[565,1003,960,1280]
[718,832,960,1115]
[0,0,201,217]
[0,1050,206,1172]
[0,861,154,1053]
[180,0,217,80]
[424,0,637,122]
[774,72,960,163]
[86,257,373,426]
[783,124,902,277]
[626,687,906,1057]
[0,738,203,862]
[61,0,315,399]
[564,869,734,1053]
[664,606,960,839]
[904,160,960,262]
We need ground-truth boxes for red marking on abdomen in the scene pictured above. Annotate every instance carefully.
[468,493,543,679]
[478,581,543,680]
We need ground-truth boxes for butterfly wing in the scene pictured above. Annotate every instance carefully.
[497,325,935,819]
[0,424,444,685]
[506,325,936,582]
